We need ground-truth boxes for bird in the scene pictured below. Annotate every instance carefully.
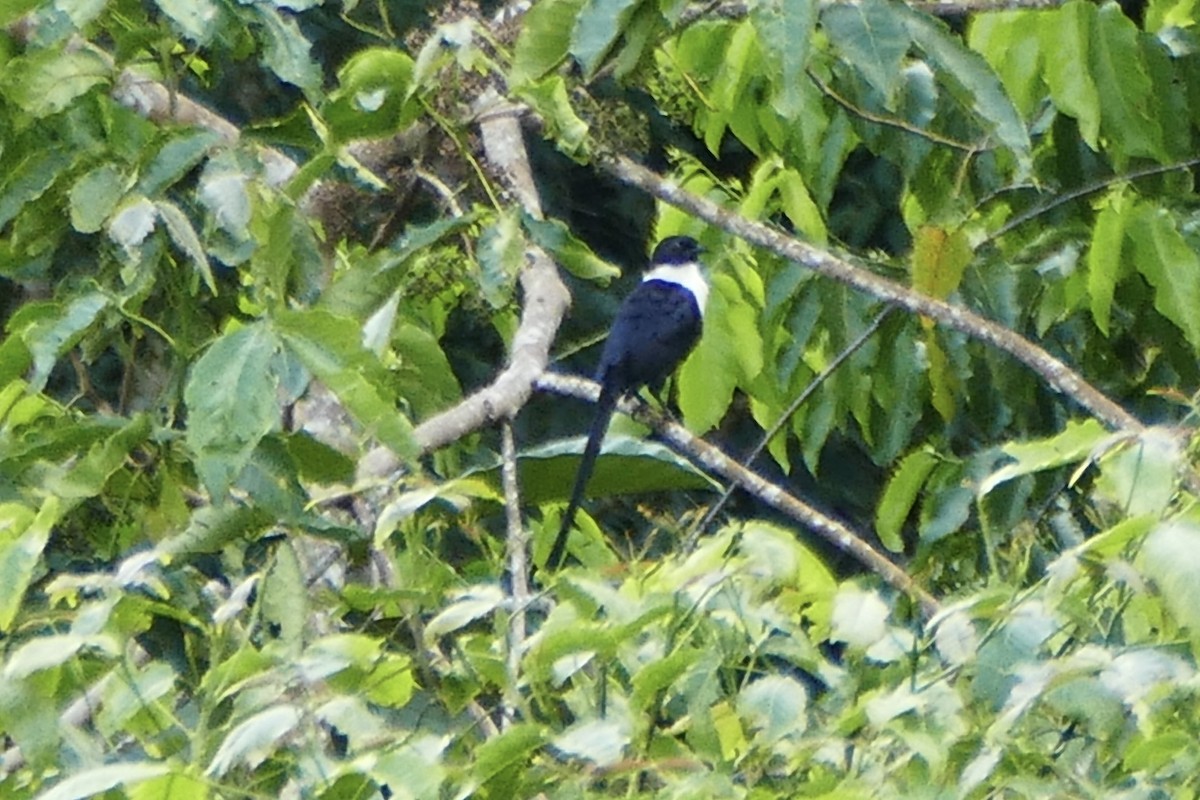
[548,234,709,569]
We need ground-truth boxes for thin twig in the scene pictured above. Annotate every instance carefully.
[684,306,897,551]
[499,419,529,730]
[536,372,942,620]
[983,156,1200,245]
[808,69,981,153]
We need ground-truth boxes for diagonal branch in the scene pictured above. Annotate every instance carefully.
[600,155,1145,434]
[536,372,942,620]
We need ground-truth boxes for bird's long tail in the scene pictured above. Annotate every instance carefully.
[548,386,619,569]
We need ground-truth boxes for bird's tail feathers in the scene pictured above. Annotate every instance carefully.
[548,386,619,569]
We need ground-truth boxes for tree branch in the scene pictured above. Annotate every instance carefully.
[600,155,1145,434]
[536,372,942,620]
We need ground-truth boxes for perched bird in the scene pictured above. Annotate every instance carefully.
[549,235,709,569]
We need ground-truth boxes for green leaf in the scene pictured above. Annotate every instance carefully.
[979,418,1108,496]
[393,323,462,420]
[876,448,938,553]
[738,674,809,743]
[0,146,73,229]
[522,215,621,283]
[679,274,762,433]
[1086,192,1128,335]
[275,309,419,460]
[45,414,153,501]
[23,291,110,393]
[1,48,109,118]
[476,212,526,307]
[137,129,223,197]
[899,5,1032,170]
[261,540,306,649]
[69,164,127,233]
[912,225,973,302]
[1042,1,1101,149]
[1141,521,1200,635]
[968,11,1044,119]
[325,48,418,140]
[37,762,171,800]
[255,5,322,97]
[184,323,282,499]
[425,585,505,638]
[471,723,544,787]
[1089,2,1165,163]
[510,0,587,85]
[570,0,641,77]
[821,0,909,107]
[206,704,303,776]
[1094,427,1182,517]
[1127,204,1200,349]
[515,76,590,161]
[155,0,221,44]
[552,718,630,766]
[0,498,60,632]
[156,200,216,294]
[751,0,816,118]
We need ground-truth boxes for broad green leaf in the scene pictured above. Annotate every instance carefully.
[630,647,705,710]
[1,48,109,118]
[1086,192,1128,335]
[924,330,956,423]
[1094,427,1182,517]
[778,167,827,245]
[45,414,152,500]
[876,448,938,553]
[899,5,1032,170]
[0,0,40,26]
[830,585,888,649]
[1141,521,1200,635]
[751,0,817,117]
[471,723,543,786]
[155,0,220,44]
[198,159,251,236]
[393,323,462,420]
[424,585,505,639]
[0,147,73,229]
[37,762,171,800]
[126,770,209,800]
[23,292,110,393]
[510,0,587,85]
[184,323,282,498]
[1089,2,1165,163]
[69,164,126,233]
[107,196,157,252]
[255,5,322,97]
[1042,1,1101,148]
[261,540,306,649]
[912,225,973,306]
[515,75,589,160]
[1128,204,1200,349]
[552,717,630,766]
[705,22,759,156]
[477,211,526,307]
[738,675,808,742]
[821,0,909,107]
[325,48,418,140]
[979,418,1107,496]
[370,736,449,800]
[5,632,119,679]
[523,214,621,283]
[0,498,59,632]
[679,274,761,433]
[275,309,419,460]
[156,200,216,294]
[137,129,223,197]
[95,662,177,739]
[206,704,303,776]
[968,11,1044,118]
[570,0,640,78]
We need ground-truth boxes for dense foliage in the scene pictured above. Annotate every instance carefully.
[3,0,1200,797]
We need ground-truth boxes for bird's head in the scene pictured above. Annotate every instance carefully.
[650,235,704,266]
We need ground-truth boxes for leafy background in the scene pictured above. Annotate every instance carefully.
[3,0,1200,797]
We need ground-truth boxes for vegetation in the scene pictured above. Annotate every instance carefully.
[3,0,1200,797]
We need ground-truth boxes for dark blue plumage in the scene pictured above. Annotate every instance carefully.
[549,235,708,569]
